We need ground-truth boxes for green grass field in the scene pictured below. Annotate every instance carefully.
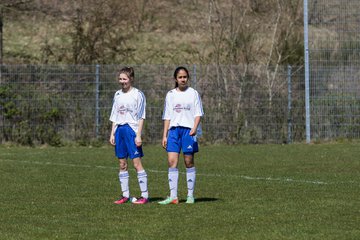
[0,143,359,240]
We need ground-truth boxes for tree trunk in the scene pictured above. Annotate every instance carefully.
[0,7,3,83]
[0,7,3,66]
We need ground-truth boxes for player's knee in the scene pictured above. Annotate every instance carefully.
[185,161,194,168]
[184,156,194,168]
[132,158,143,171]
[167,158,178,168]
[119,161,128,171]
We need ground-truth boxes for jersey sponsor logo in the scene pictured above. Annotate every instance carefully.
[173,104,191,113]
[174,104,182,113]
[117,104,134,115]
[117,105,126,115]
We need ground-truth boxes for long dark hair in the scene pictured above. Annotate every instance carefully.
[173,66,190,88]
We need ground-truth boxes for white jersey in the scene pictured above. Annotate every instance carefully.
[162,87,204,129]
[109,87,146,133]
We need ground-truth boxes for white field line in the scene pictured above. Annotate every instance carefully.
[1,158,358,186]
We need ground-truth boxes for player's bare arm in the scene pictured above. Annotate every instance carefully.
[110,122,116,145]
[162,119,170,148]
[190,116,201,136]
[135,118,144,147]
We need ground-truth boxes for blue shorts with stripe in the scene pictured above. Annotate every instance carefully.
[114,124,143,159]
[166,126,199,155]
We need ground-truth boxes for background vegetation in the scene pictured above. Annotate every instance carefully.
[0,64,307,146]
[1,0,304,66]
[2,1,359,146]
[0,0,308,146]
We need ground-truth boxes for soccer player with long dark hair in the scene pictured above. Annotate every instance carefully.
[159,66,204,204]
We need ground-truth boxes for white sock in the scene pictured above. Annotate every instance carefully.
[119,171,130,198]
[186,167,196,197]
[137,170,148,199]
[168,168,179,199]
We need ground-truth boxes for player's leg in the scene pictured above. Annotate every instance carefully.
[132,157,149,204]
[182,128,198,204]
[184,154,196,204]
[165,127,180,203]
[113,125,131,204]
[114,158,131,204]
[159,127,181,205]
[123,124,149,204]
[159,152,180,205]
[168,152,180,199]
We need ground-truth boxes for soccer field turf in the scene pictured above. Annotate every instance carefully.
[0,143,359,239]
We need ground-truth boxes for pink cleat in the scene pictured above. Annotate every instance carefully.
[132,197,149,204]
[113,197,130,204]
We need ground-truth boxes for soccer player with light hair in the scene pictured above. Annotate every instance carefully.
[159,66,204,205]
[109,66,149,205]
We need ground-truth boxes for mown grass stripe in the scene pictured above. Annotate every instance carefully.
[2,158,358,186]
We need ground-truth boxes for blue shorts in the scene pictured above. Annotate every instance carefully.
[114,124,143,159]
[166,127,199,155]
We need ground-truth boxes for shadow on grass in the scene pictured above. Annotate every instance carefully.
[149,197,165,202]
[150,197,219,203]
[192,197,218,203]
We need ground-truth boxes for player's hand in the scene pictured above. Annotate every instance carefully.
[109,135,115,146]
[135,136,142,147]
[189,128,196,136]
[162,137,167,149]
